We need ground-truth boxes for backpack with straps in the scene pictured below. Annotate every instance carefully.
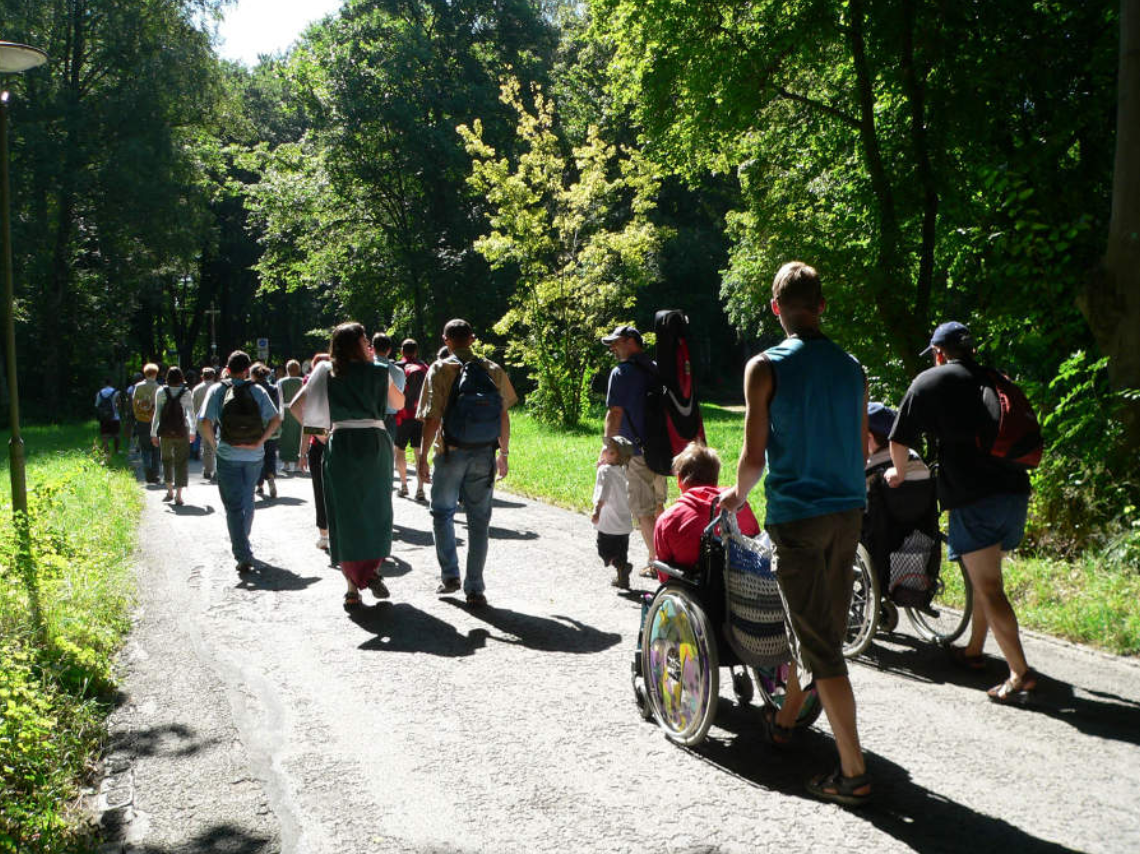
[95,389,116,422]
[976,367,1043,469]
[219,381,264,445]
[630,360,675,476]
[398,360,428,424]
[132,381,157,422]
[442,358,502,448]
[156,387,189,439]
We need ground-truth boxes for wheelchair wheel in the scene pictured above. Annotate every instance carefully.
[905,560,973,645]
[641,585,719,746]
[752,663,823,728]
[843,544,879,658]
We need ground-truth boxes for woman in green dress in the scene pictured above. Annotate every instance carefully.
[277,360,304,471]
[289,322,404,609]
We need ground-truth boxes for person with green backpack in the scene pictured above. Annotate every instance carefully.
[198,351,282,573]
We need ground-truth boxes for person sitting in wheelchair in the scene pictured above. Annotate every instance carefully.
[864,402,939,607]
[653,441,808,745]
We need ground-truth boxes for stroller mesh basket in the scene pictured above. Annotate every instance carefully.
[720,512,790,669]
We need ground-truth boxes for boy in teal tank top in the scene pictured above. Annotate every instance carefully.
[720,261,871,807]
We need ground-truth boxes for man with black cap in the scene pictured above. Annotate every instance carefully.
[600,324,668,577]
[887,321,1036,705]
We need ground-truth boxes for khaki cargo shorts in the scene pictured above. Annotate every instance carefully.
[766,508,863,683]
[627,454,667,519]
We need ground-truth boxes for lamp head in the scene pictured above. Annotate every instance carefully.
[0,42,48,74]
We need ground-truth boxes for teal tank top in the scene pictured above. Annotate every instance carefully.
[763,334,866,525]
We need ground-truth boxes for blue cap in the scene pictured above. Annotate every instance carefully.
[867,402,896,438]
[921,321,974,356]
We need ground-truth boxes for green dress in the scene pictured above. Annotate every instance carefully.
[277,376,304,462]
[323,361,393,563]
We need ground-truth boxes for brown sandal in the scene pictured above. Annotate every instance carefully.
[948,646,985,671]
[987,668,1038,704]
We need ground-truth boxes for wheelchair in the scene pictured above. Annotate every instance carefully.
[844,471,974,657]
[631,509,822,746]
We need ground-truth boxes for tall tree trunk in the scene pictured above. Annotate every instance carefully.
[1079,0,1140,449]
[847,0,921,375]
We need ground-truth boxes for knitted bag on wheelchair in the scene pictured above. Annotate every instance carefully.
[721,516,790,669]
[888,529,936,607]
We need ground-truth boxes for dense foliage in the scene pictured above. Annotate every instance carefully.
[0,428,141,852]
[0,0,1135,549]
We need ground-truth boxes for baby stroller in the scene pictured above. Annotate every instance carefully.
[844,470,974,656]
[631,507,821,746]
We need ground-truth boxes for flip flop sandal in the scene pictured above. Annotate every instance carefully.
[760,705,795,748]
[343,591,363,612]
[987,669,1038,704]
[639,566,657,578]
[948,646,986,671]
[805,768,873,807]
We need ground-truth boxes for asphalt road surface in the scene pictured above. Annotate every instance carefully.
[94,457,1140,854]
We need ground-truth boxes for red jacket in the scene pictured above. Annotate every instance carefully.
[654,485,761,574]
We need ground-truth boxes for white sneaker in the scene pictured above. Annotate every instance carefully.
[316,536,329,551]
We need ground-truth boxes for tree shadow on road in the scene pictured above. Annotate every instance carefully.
[125,823,276,853]
[691,699,1081,853]
[859,636,1140,746]
[235,562,321,593]
[442,600,621,654]
[109,722,219,759]
[350,603,490,657]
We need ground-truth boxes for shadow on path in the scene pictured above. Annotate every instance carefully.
[443,599,621,654]
[167,503,215,517]
[393,523,439,548]
[254,496,305,507]
[127,823,275,854]
[380,555,414,578]
[235,562,321,593]
[860,637,1140,746]
[111,723,219,759]
[492,496,527,509]
[688,699,1080,853]
[487,522,540,542]
[350,603,489,657]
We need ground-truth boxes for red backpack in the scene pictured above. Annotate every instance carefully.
[398,360,428,424]
[977,367,1043,469]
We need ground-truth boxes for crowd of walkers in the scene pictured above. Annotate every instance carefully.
[106,263,1038,810]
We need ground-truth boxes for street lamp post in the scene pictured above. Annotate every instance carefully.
[1,41,48,517]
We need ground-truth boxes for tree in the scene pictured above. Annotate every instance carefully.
[459,77,663,425]
[1080,0,1140,450]
[591,1,1118,393]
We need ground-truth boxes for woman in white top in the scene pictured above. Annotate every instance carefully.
[151,367,197,505]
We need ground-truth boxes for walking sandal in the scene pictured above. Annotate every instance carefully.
[805,768,873,807]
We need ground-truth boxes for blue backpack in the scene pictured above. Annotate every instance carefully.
[442,357,502,448]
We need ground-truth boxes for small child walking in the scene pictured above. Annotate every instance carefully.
[592,435,635,589]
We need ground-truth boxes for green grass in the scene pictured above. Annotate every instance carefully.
[505,402,761,515]
[1,422,142,853]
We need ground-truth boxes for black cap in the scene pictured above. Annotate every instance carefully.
[601,325,643,347]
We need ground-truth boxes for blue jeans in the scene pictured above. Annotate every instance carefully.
[430,447,496,594]
[216,457,263,563]
[135,421,159,480]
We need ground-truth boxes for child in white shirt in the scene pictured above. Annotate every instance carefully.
[592,435,635,589]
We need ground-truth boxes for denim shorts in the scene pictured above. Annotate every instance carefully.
[947,492,1030,561]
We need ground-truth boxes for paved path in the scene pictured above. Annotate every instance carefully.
[95,458,1140,853]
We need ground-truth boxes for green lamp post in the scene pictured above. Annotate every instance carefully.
[0,41,48,518]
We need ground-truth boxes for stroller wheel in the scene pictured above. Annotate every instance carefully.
[731,668,754,706]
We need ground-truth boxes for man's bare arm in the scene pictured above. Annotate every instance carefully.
[720,356,773,512]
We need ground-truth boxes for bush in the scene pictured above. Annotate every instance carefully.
[1,426,140,853]
[1025,351,1140,558]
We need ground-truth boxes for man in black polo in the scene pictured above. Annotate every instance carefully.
[887,321,1036,704]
